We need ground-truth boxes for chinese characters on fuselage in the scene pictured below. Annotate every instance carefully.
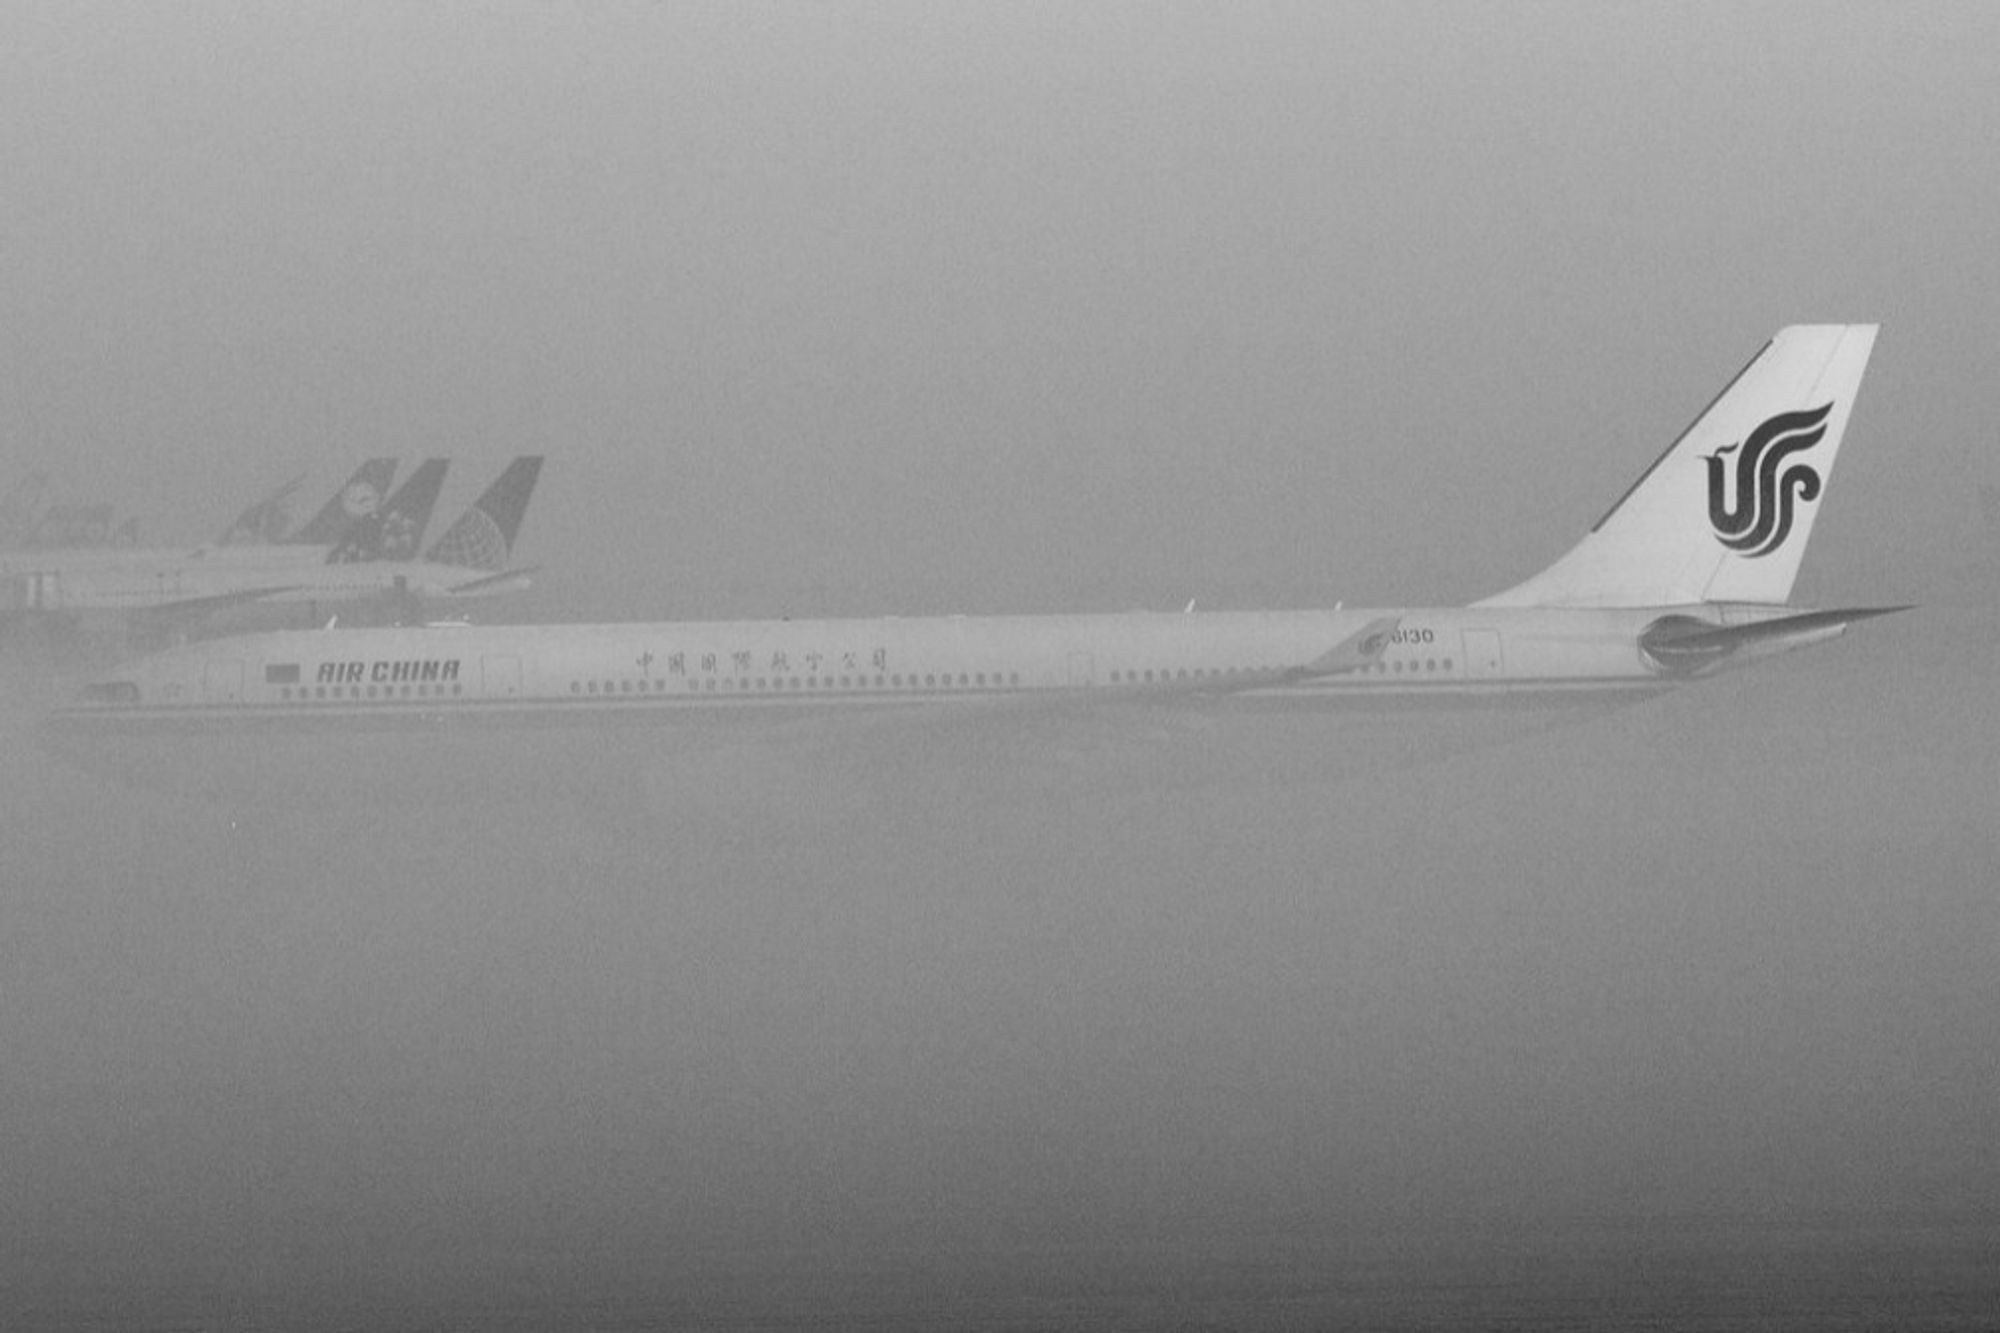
[655,646,890,678]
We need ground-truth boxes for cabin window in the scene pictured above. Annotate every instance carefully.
[264,664,300,685]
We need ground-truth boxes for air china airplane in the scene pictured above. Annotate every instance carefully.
[4,456,542,631]
[60,326,1889,738]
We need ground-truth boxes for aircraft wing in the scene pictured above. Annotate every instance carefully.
[1285,616,1402,680]
[714,614,1408,783]
[1118,614,1402,697]
[445,566,537,596]
[129,585,307,626]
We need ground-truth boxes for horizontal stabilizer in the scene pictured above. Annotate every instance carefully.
[1639,605,1908,673]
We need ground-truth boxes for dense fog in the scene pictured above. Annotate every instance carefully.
[3,3,1995,1323]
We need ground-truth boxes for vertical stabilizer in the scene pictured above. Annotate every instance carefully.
[424,456,543,571]
[327,459,451,563]
[215,474,304,544]
[285,458,399,546]
[1477,324,1877,608]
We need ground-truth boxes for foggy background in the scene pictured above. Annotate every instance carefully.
[3,2,1995,1326]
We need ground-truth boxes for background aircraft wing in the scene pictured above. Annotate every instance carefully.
[127,585,307,629]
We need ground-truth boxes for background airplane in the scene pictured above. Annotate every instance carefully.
[2,456,541,639]
[2,471,143,549]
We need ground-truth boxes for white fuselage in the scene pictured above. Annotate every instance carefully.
[0,548,517,616]
[56,602,1827,730]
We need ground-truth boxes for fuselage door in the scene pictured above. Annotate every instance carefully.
[1067,652,1095,687]
[203,659,244,703]
[6,571,59,610]
[483,655,522,698]
[1462,628,1504,679]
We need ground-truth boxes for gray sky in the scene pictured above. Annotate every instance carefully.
[3,2,1996,1322]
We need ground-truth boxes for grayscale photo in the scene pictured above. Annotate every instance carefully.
[3,3,1995,1328]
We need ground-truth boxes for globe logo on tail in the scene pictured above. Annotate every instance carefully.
[1705,402,1832,558]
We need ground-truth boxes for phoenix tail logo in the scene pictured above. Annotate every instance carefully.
[1704,403,1832,558]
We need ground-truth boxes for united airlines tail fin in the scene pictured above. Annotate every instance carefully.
[423,456,543,571]
[284,458,399,546]
[1477,324,1878,608]
[327,459,450,563]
